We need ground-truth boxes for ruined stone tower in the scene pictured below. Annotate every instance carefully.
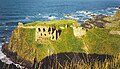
[35,26,62,44]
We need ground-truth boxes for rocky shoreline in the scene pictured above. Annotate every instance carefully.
[1,43,34,69]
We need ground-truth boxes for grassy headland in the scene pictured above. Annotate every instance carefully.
[2,10,120,68]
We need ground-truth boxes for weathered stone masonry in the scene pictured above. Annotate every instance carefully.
[35,26,62,42]
[18,22,86,44]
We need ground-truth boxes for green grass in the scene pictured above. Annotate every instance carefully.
[84,28,120,55]
[8,26,84,62]
[35,27,84,61]
[6,11,120,68]
[24,20,79,27]
[8,19,120,63]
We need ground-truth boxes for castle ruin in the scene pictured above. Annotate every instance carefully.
[35,26,62,43]
[18,22,86,44]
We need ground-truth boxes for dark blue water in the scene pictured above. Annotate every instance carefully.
[0,0,120,45]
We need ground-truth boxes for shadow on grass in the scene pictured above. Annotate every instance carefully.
[33,52,120,69]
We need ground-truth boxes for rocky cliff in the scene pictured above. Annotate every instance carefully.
[2,13,120,68]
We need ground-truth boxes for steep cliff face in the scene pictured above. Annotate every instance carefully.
[3,18,120,68]
[7,20,84,65]
[8,27,37,63]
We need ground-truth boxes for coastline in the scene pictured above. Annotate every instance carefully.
[3,43,118,69]
[1,43,117,69]
[0,43,25,69]
[0,10,120,68]
[0,44,13,64]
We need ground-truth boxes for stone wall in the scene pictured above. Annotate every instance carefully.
[110,30,120,35]
[17,22,86,44]
[35,26,62,44]
[73,27,86,38]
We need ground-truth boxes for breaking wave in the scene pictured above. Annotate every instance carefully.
[66,7,119,20]
[0,44,13,64]
[0,44,24,68]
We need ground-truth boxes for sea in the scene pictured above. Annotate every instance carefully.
[0,0,120,68]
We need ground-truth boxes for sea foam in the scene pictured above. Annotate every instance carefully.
[0,44,24,68]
